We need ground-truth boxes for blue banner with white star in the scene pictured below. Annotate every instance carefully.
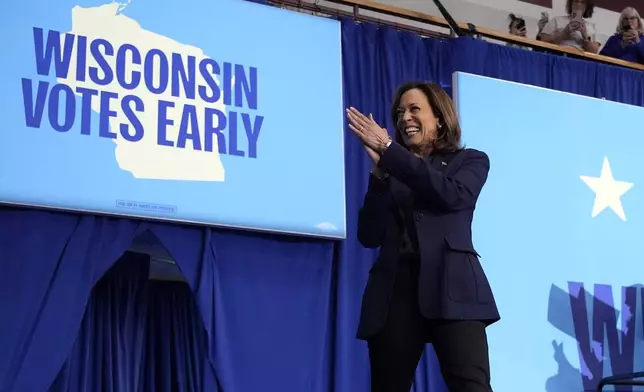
[454,72,643,392]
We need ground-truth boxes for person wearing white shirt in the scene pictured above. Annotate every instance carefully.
[540,0,600,53]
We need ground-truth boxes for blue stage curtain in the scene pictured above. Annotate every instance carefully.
[49,252,150,392]
[50,252,215,392]
[147,226,335,391]
[143,280,215,392]
[0,209,141,392]
[189,230,334,392]
[0,207,334,392]
[0,209,222,392]
[450,36,644,105]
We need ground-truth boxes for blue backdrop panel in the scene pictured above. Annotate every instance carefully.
[0,0,345,238]
[455,71,644,392]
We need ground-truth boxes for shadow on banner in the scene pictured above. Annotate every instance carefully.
[547,283,644,391]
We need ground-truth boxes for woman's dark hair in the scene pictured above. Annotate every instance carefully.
[566,0,594,18]
[508,13,524,30]
[390,82,463,154]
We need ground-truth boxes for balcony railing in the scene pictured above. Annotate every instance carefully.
[269,0,644,72]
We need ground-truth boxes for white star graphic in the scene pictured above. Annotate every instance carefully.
[580,157,633,221]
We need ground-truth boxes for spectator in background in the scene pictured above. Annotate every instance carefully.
[600,7,644,63]
[536,12,549,41]
[507,12,550,51]
[540,0,600,53]
[507,14,526,48]
[509,14,527,37]
[508,12,549,40]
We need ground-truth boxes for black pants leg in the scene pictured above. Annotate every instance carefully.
[367,257,425,392]
[367,256,493,392]
[431,320,493,392]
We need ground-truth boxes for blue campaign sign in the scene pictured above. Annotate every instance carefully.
[454,72,644,392]
[0,0,345,238]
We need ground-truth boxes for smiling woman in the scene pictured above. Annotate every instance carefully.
[390,82,462,157]
[346,82,499,392]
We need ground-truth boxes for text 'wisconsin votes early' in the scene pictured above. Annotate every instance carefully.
[21,27,264,158]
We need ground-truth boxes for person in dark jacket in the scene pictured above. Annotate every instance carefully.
[346,82,500,392]
[600,7,644,63]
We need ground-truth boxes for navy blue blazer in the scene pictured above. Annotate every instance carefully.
[356,143,500,340]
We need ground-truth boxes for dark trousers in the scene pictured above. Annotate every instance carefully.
[367,255,493,392]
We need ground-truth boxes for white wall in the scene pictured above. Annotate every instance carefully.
[369,0,622,46]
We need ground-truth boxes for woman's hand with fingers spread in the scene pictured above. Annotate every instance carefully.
[346,107,391,153]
